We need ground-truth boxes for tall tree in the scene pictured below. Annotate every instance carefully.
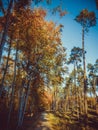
[75,9,96,117]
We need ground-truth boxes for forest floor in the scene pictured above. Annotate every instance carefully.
[21,108,98,130]
[0,108,98,130]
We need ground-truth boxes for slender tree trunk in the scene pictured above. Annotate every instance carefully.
[93,78,98,113]
[0,37,12,97]
[20,78,31,126]
[73,62,79,116]
[54,86,58,111]
[16,79,25,129]
[31,73,41,117]
[0,0,14,63]
[82,27,88,118]
[17,91,25,129]
[92,79,97,108]
[7,40,18,130]
[78,88,81,114]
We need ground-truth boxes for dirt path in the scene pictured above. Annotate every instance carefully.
[27,112,63,130]
[33,113,53,130]
[23,111,98,130]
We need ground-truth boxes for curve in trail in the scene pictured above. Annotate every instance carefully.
[25,111,98,130]
[27,112,63,130]
[26,112,91,130]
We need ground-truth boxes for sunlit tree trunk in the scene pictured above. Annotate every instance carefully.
[74,62,79,117]
[17,79,25,129]
[93,78,98,113]
[17,78,31,128]
[32,72,42,117]
[79,87,84,115]
[21,78,31,124]
[70,62,79,116]
[82,27,88,119]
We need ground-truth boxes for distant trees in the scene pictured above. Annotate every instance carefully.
[87,59,98,108]
[67,47,82,117]
[68,47,82,88]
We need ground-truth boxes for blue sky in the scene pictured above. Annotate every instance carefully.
[37,0,98,68]
[1,0,98,71]
[59,0,98,66]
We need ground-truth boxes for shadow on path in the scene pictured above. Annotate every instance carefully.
[23,111,98,130]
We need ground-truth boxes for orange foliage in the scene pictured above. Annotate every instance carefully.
[39,89,52,109]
